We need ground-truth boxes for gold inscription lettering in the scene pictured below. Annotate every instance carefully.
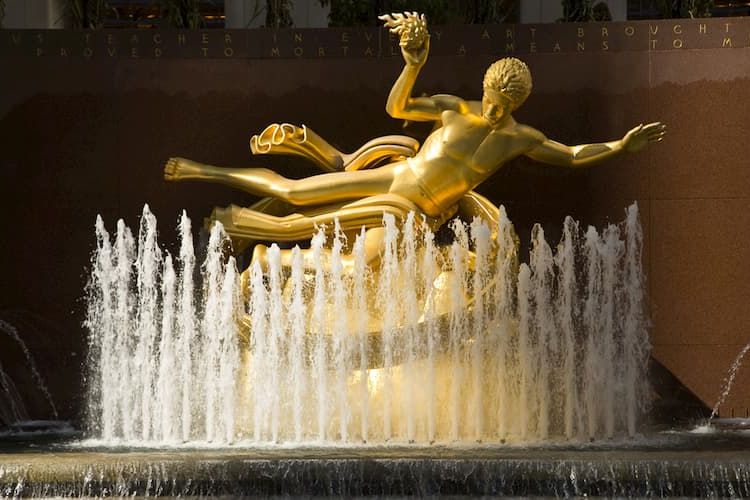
[131,47,139,58]
[107,47,116,57]
[36,47,43,57]
[481,29,490,40]
[60,47,68,56]
[529,27,536,40]
[294,32,302,43]
[36,33,44,44]
[107,34,114,45]
[601,27,608,37]
[294,46,303,57]
[341,32,349,43]
[723,37,732,47]
[673,38,683,48]
[318,47,326,57]
[577,41,584,51]
[649,25,658,35]
[458,44,467,55]
[364,46,373,56]
[506,29,513,39]
[699,23,707,34]
[364,32,373,41]
[725,23,731,33]
[202,33,209,44]
[153,34,162,44]
[224,47,233,57]
[625,26,635,36]
[578,27,585,38]
[342,45,349,56]
[271,46,280,56]
[83,47,93,57]
[505,42,515,52]
[177,34,186,45]
[553,42,561,52]
[433,31,442,40]
[130,34,139,44]
[201,47,208,56]
[530,42,537,52]
[602,40,609,50]
[650,39,657,49]
[11,33,21,45]
[673,24,682,35]
[155,47,162,57]
[225,33,232,44]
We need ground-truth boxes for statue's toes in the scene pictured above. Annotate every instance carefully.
[164,158,179,179]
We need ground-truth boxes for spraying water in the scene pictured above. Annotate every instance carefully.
[709,342,750,422]
[0,319,58,420]
[0,361,28,425]
[85,203,650,445]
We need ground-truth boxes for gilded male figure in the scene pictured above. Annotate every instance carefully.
[164,12,665,268]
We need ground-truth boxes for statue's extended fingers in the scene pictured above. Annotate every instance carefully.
[648,130,666,140]
[644,122,666,133]
[647,129,666,139]
[378,14,397,27]
[381,12,405,26]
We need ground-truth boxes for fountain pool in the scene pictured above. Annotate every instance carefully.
[2,203,748,497]
[2,429,750,497]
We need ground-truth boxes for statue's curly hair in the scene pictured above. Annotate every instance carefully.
[483,58,532,109]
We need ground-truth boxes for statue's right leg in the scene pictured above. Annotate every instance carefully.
[164,157,396,206]
[164,157,292,199]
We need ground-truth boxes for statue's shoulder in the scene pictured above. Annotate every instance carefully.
[430,94,471,113]
[513,123,547,145]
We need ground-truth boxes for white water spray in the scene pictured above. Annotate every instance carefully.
[85,204,650,445]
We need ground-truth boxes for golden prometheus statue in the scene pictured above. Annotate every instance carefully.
[164,11,666,276]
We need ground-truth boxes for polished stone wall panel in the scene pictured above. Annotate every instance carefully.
[1,19,749,422]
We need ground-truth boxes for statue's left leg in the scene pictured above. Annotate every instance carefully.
[231,194,420,297]
[210,193,419,242]
[249,225,386,272]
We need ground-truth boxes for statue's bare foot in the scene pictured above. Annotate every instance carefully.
[164,157,205,181]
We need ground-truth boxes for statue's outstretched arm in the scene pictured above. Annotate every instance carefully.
[381,12,464,121]
[526,122,666,168]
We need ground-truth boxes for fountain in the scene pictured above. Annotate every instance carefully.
[5,10,750,498]
[84,202,649,445]
[5,205,750,497]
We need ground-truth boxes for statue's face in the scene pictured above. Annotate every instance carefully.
[482,88,512,126]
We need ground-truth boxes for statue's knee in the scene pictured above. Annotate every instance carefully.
[250,244,268,268]
[270,181,298,204]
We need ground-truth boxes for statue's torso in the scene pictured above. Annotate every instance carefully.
[391,108,538,216]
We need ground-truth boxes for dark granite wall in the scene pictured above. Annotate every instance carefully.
[1,18,749,424]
